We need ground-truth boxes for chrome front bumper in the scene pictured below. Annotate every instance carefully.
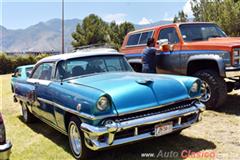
[225,66,240,77]
[0,141,12,160]
[80,102,205,151]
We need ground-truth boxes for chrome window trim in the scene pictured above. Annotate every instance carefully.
[125,30,154,48]
[27,78,52,86]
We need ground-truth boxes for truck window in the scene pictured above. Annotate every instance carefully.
[179,24,226,42]
[127,33,141,46]
[139,31,153,44]
[32,63,54,80]
[158,28,179,44]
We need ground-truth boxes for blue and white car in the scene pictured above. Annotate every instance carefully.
[13,48,205,160]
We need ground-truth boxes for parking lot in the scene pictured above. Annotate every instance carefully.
[1,73,240,160]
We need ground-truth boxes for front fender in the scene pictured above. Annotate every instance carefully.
[187,54,226,77]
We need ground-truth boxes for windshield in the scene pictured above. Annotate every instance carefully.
[179,24,227,42]
[55,55,133,80]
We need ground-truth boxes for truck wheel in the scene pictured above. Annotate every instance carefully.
[21,102,35,123]
[68,117,91,160]
[193,70,227,109]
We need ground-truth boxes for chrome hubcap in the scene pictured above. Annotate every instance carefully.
[22,103,28,120]
[69,122,82,156]
[200,81,211,102]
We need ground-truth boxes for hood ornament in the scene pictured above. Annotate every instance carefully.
[136,79,154,85]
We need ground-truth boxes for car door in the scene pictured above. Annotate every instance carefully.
[29,62,56,125]
[157,27,181,74]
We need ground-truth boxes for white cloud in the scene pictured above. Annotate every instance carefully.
[103,13,127,24]
[183,0,193,17]
[138,17,153,25]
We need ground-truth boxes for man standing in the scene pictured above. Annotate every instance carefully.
[142,38,157,73]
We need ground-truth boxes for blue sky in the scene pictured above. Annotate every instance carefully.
[1,0,192,29]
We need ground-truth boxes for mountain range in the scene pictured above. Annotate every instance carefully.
[0,18,172,52]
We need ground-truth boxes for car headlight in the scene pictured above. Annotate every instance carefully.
[190,82,199,93]
[96,96,110,111]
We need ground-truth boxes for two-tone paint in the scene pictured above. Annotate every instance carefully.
[13,48,205,153]
[121,22,240,78]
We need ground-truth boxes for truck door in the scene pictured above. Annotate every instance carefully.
[29,62,56,125]
[157,27,181,74]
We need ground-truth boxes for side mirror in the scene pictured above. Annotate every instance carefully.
[60,75,64,85]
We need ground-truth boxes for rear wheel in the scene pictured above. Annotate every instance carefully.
[193,70,227,109]
[68,117,91,160]
[21,102,35,123]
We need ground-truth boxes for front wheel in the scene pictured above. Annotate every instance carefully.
[68,117,90,160]
[193,70,227,109]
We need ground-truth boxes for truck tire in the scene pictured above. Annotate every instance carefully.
[68,117,91,160]
[193,70,227,109]
[21,102,35,123]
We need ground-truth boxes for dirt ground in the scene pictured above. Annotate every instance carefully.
[0,74,239,160]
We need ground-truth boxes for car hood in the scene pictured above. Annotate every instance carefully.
[68,72,193,115]
[183,37,240,51]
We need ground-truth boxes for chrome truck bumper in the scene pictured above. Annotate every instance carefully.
[225,66,240,77]
[80,101,205,151]
[0,140,12,160]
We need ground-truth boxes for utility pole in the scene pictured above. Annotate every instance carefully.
[62,0,64,54]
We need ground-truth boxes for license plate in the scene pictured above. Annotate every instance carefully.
[155,122,173,136]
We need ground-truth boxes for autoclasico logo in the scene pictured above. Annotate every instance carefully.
[141,150,216,159]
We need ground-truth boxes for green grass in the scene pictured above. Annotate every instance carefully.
[1,74,240,160]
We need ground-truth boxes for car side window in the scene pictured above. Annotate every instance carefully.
[127,33,141,46]
[158,28,179,44]
[139,31,153,44]
[14,68,21,77]
[32,63,53,80]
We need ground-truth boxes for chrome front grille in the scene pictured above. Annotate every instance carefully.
[115,99,195,122]
[234,48,240,66]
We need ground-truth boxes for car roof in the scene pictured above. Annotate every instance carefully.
[17,64,34,69]
[37,48,122,64]
[128,22,216,35]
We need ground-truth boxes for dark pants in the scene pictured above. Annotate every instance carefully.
[142,64,156,73]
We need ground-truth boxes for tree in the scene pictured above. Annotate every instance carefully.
[173,10,188,23]
[191,0,240,36]
[72,14,135,50]
[71,14,110,49]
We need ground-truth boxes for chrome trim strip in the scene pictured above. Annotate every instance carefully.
[125,30,154,48]
[33,112,68,136]
[37,97,116,120]
[27,78,51,86]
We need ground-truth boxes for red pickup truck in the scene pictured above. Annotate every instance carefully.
[121,22,240,109]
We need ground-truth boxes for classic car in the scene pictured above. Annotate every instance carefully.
[0,113,12,160]
[11,64,34,93]
[13,48,205,159]
[121,22,240,109]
